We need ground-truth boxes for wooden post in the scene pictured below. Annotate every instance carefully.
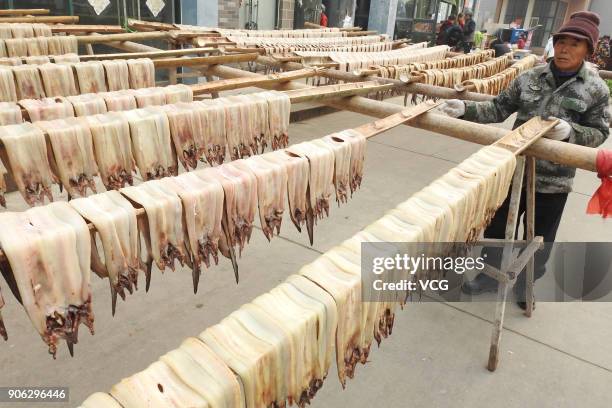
[487,156,525,372]
[75,31,171,44]
[524,156,537,317]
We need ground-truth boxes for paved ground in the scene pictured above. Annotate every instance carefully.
[0,97,611,408]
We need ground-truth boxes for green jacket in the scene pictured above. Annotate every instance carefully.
[464,62,610,193]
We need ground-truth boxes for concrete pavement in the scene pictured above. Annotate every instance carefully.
[0,98,610,408]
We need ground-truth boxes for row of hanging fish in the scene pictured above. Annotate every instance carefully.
[410,54,511,87]
[463,54,538,96]
[371,49,496,79]
[0,83,191,126]
[227,34,392,54]
[296,43,450,72]
[0,35,77,58]
[0,128,367,358]
[0,90,291,207]
[0,23,53,39]
[77,145,516,408]
[0,53,80,66]
[0,57,156,102]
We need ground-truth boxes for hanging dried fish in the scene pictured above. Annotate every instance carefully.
[12,64,45,99]
[20,97,74,122]
[0,202,94,358]
[86,112,136,190]
[0,67,17,102]
[127,58,155,89]
[38,62,78,97]
[71,191,144,315]
[0,122,56,205]
[35,117,98,198]
[0,101,21,125]
[67,93,108,116]
[101,59,130,91]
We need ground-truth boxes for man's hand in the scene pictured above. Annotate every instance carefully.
[437,99,465,118]
[545,117,572,141]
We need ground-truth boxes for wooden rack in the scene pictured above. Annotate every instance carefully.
[0,15,78,24]
[0,9,50,16]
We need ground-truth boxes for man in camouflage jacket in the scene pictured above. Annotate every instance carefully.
[438,11,610,309]
[463,60,610,193]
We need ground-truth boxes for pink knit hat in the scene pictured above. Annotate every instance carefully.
[553,11,600,51]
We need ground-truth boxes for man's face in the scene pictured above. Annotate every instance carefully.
[554,36,589,72]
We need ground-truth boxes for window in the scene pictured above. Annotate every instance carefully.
[503,0,529,24]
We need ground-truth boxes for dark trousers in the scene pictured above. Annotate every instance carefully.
[482,190,569,299]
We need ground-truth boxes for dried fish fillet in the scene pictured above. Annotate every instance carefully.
[261,149,309,232]
[160,172,224,292]
[0,202,94,357]
[4,38,27,57]
[38,62,78,97]
[102,59,130,91]
[0,101,22,125]
[0,56,22,66]
[13,64,45,99]
[53,53,80,63]
[123,107,177,180]
[220,96,256,160]
[193,100,227,165]
[132,87,167,108]
[47,36,78,56]
[163,84,193,104]
[261,90,291,149]
[121,180,187,277]
[239,156,288,240]
[0,67,17,102]
[162,103,201,170]
[67,93,108,116]
[25,37,48,56]
[214,161,258,255]
[334,129,366,194]
[161,337,244,408]
[10,24,34,38]
[313,134,352,204]
[24,55,50,65]
[111,360,209,408]
[0,122,56,205]
[86,112,135,190]
[127,58,155,89]
[300,256,362,387]
[71,191,143,314]
[74,61,108,94]
[35,118,98,198]
[287,141,335,221]
[102,90,137,112]
[20,97,74,122]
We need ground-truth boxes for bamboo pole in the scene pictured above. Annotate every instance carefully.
[0,15,79,23]
[257,56,496,102]
[190,68,319,94]
[49,25,125,34]
[127,18,177,32]
[105,41,160,53]
[204,62,600,173]
[78,47,220,61]
[152,53,258,68]
[75,31,170,44]
[284,80,397,103]
[347,30,378,36]
[0,9,50,16]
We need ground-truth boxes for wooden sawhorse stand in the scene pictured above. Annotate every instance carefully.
[478,117,560,371]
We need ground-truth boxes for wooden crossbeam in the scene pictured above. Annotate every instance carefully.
[78,47,220,61]
[0,9,50,16]
[0,15,78,23]
[49,25,125,34]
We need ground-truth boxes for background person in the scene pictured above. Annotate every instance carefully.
[462,10,476,53]
[438,11,610,309]
[437,15,456,45]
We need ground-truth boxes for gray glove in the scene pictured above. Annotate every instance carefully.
[438,99,466,118]
[545,117,572,141]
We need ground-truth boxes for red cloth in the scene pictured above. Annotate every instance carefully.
[587,149,612,218]
[320,13,328,27]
